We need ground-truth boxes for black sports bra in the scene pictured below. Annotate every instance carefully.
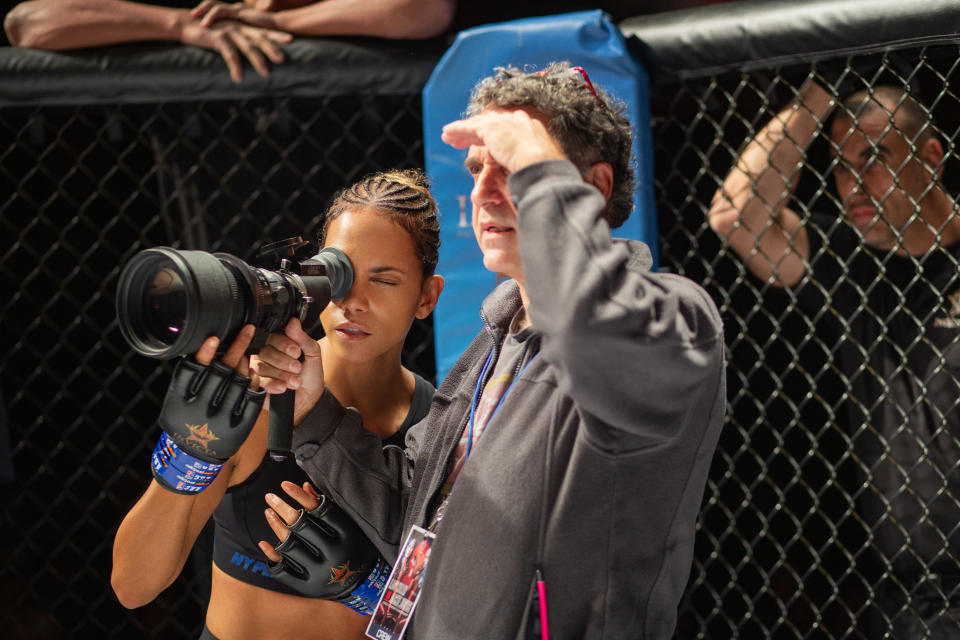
[211,373,435,594]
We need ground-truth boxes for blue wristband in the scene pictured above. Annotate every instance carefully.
[151,431,223,494]
[340,555,392,615]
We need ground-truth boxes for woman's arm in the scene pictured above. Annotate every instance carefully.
[112,328,266,607]
[111,404,272,608]
[111,465,233,608]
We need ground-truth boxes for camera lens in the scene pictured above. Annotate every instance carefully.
[116,244,354,360]
[116,248,245,359]
[143,263,187,346]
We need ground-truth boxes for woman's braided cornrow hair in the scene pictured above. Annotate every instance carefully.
[321,169,441,277]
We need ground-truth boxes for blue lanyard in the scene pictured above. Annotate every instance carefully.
[464,348,535,462]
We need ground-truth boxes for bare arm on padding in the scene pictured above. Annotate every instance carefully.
[194,0,456,40]
[4,0,291,83]
[708,81,836,287]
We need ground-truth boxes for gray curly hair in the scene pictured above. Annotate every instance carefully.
[466,61,635,228]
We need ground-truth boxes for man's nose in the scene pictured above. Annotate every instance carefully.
[835,172,860,198]
[472,166,507,207]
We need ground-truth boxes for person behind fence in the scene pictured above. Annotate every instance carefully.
[251,62,727,639]
[2,0,473,83]
[3,0,733,83]
[709,79,960,635]
[110,169,445,640]
[189,0,735,41]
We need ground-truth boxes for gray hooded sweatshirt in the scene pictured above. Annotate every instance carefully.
[292,160,726,639]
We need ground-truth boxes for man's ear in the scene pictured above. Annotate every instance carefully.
[919,137,945,183]
[585,162,614,202]
[415,274,444,319]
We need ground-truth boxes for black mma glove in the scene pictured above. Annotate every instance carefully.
[151,358,265,494]
[269,494,392,615]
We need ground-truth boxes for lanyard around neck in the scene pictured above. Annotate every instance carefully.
[465,347,536,462]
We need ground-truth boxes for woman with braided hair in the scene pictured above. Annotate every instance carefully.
[111,169,444,640]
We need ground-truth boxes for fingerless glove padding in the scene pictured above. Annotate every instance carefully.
[270,495,386,605]
[159,358,266,463]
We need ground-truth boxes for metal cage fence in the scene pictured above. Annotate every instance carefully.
[0,88,431,638]
[653,44,960,639]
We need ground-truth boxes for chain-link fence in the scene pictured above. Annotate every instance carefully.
[0,40,437,638]
[646,33,960,640]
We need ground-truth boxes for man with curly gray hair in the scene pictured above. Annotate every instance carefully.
[465,62,636,229]
[257,62,726,639]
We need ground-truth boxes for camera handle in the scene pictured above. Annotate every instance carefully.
[268,389,296,462]
[263,243,354,463]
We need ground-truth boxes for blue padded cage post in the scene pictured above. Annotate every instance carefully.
[423,10,656,382]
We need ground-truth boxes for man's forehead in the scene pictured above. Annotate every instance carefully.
[832,103,906,138]
[464,145,486,166]
[464,143,509,170]
[831,112,906,153]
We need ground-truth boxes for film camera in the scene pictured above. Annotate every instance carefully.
[115,237,353,360]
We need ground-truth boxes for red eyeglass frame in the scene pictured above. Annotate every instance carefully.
[537,65,601,105]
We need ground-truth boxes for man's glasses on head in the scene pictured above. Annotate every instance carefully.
[537,65,602,107]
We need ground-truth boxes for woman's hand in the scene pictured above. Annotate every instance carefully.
[193,324,259,386]
[258,480,321,562]
[250,318,325,425]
